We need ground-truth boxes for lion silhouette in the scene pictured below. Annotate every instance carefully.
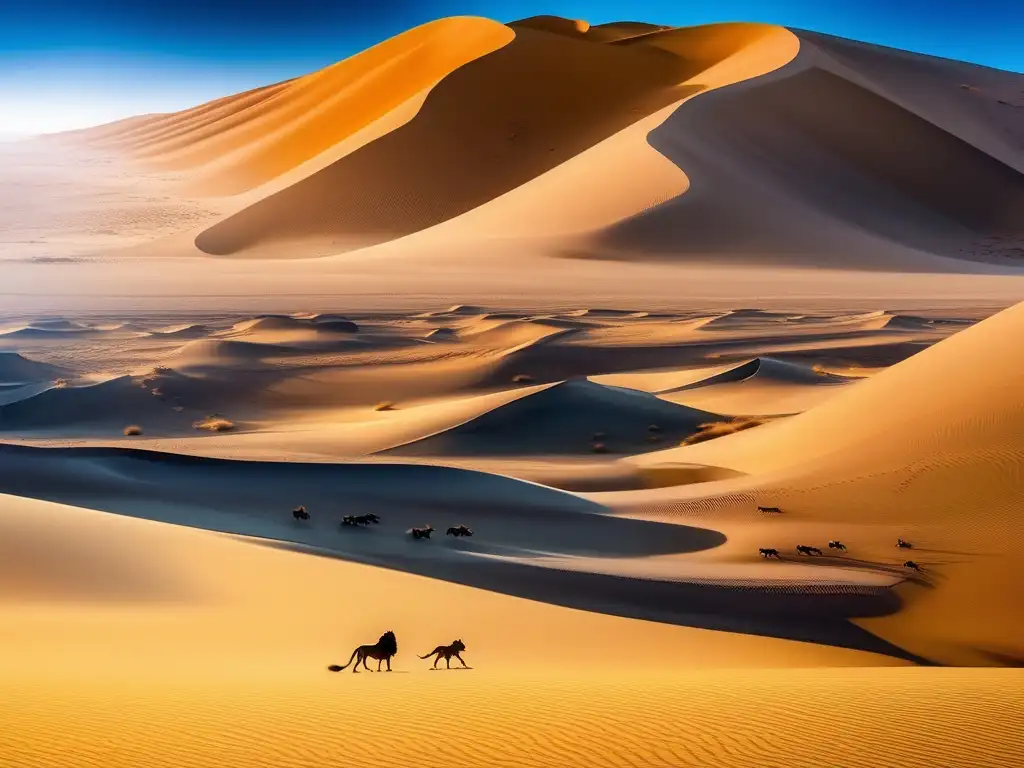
[420,639,468,669]
[328,630,398,673]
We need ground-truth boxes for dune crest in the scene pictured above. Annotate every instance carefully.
[70,18,515,197]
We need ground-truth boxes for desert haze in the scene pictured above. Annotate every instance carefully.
[1,13,1024,768]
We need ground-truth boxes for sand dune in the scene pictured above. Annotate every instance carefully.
[596,30,1024,267]
[0,302,1019,763]
[598,356,855,415]
[0,352,65,385]
[9,491,991,768]
[632,300,1024,664]
[387,378,720,456]
[190,21,797,257]
[0,375,185,434]
[74,18,515,197]
[146,323,212,339]
[0,443,922,656]
[37,13,1022,284]
[0,325,100,340]
[217,315,361,344]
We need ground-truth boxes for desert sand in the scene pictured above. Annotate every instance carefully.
[2,12,1024,768]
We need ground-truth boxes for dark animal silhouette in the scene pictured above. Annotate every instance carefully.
[328,630,398,673]
[342,514,380,527]
[420,639,468,669]
[759,548,781,559]
[409,525,434,540]
[292,506,310,521]
[897,538,914,549]
[828,540,847,552]
[904,560,921,571]
[446,525,473,537]
[757,506,783,514]
[796,545,823,556]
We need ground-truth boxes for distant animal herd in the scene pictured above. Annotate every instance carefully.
[291,507,472,540]
[756,506,924,572]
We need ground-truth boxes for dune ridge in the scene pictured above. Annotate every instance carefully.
[72,18,516,197]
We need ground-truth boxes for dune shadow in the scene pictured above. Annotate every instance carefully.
[0,443,932,665]
[263,538,932,665]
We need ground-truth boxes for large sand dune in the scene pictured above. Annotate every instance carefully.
[630,299,1024,664]
[169,19,1020,269]
[595,30,1024,268]
[4,15,1021,313]
[193,23,789,257]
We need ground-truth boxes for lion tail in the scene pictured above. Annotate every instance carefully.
[419,648,441,659]
[328,647,360,672]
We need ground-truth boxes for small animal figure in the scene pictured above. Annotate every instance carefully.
[897,538,914,549]
[420,639,468,669]
[327,630,398,673]
[828,540,847,552]
[759,548,781,559]
[292,506,310,521]
[904,560,921,571]
[446,525,473,537]
[409,525,434,540]
[757,506,783,514]
[796,545,823,556]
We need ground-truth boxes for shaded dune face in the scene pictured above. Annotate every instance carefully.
[596,34,1024,266]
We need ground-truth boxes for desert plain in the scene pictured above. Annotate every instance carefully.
[2,14,1024,768]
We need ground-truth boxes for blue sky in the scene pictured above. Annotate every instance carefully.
[2,0,1021,134]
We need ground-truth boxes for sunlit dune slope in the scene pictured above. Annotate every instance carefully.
[75,18,516,196]
[192,21,796,256]
[639,300,1024,663]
